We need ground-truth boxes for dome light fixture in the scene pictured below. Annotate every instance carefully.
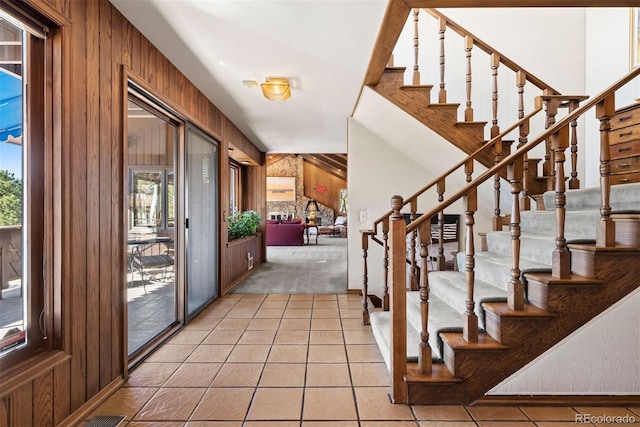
[260,77,291,101]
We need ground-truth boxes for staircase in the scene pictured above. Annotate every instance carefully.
[357,5,640,405]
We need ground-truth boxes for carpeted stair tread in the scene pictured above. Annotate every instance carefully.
[456,251,549,291]
[542,181,640,211]
[370,310,424,371]
[426,271,507,327]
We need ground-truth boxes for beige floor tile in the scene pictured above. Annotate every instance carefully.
[354,387,414,420]
[214,318,250,330]
[302,387,357,420]
[283,308,312,318]
[310,318,342,330]
[145,344,197,363]
[467,406,528,421]
[290,294,314,300]
[168,330,211,345]
[306,363,351,387]
[302,422,359,427]
[261,300,288,309]
[88,387,157,420]
[259,363,306,387]
[185,345,234,363]
[226,344,271,363]
[238,329,277,345]
[202,329,243,345]
[309,330,344,344]
[340,309,362,319]
[254,308,285,318]
[311,308,340,318]
[184,316,222,330]
[476,422,536,427]
[412,405,472,420]
[575,407,640,419]
[135,387,205,420]
[346,344,385,362]
[341,318,368,330]
[629,407,640,417]
[246,388,304,420]
[247,318,281,330]
[279,318,311,330]
[128,421,185,427]
[267,344,308,363]
[307,345,347,363]
[164,363,222,387]
[349,363,389,386]
[185,422,243,427]
[274,330,309,345]
[200,306,232,318]
[244,422,299,427]
[313,294,337,300]
[225,307,259,318]
[287,300,313,309]
[520,406,579,421]
[190,388,255,421]
[343,329,377,344]
[361,422,420,427]
[313,301,339,309]
[534,423,593,427]
[265,293,290,300]
[419,422,477,427]
[239,294,266,301]
[211,363,264,387]
[125,362,180,387]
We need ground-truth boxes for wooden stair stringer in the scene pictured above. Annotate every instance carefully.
[403,246,640,405]
[371,68,495,168]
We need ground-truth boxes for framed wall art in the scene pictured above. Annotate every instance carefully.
[266,176,296,201]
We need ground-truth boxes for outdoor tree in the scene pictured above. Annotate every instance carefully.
[0,170,22,226]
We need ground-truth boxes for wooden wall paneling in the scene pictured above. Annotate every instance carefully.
[219,138,230,291]
[99,0,114,389]
[85,0,101,400]
[303,162,347,214]
[139,36,148,83]
[69,0,88,412]
[12,382,32,427]
[53,356,71,425]
[33,371,54,426]
[130,22,140,77]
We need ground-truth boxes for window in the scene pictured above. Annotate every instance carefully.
[0,8,48,362]
[229,161,242,216]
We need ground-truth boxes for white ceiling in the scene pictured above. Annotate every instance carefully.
[109,0,389,154]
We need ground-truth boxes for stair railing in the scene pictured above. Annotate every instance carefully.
[384,67,640,403]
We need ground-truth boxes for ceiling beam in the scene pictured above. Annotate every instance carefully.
[300,154,347,181]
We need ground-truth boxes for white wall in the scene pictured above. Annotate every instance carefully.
[489,288,640,395]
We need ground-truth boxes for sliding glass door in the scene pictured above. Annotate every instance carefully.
[185,125,219,316]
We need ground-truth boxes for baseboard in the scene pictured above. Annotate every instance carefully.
[475,395,640,406]
[58,376,125,427]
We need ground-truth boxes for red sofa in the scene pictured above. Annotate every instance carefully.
[266,219,305,246]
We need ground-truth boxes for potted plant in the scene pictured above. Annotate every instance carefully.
[228,210,261,240]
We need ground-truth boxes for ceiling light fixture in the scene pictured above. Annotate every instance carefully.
[260,78,291,101]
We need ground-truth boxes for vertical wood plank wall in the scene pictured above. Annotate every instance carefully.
[0,0,265,425]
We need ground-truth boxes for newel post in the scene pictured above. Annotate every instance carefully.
[389,195,408,404]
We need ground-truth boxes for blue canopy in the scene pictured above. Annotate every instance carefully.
[0,70,22,144]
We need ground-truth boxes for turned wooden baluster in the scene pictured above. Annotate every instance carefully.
[438,17,447,103]
[417,222,432,374]
[543,96,560,182]
[491,53,500,137]
[516,71,533,211]
[437,179,447,271]
[596,95,616,247]
[409,199,419,291]
[569,100,581,189]
[551,125,571,279]
[507,158,525,310]
[463,187,479,343]
[382,217,390,311]
[493,137,503,231]
[464,35,474,121]
[389,195,408,404]
[413,8,420,85]
[361,230,373,325]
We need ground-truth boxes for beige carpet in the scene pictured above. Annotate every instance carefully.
[230,237,348,294]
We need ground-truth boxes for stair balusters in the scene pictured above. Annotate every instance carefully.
[382,217,390,310]
[389,195,408,404]
[507,158,525,310]
[418,222,432,374]
[437,179,447,271]
[463,188,479,343]
[493,137,503,231]
[413,8,420,85]
[491,53,500,137]
[361,230,372,325]
[596,95,616,247]
[569,100,581,189]
[410,200,419,291]
[438,17,447,103]
[551,125,571,278]
[464,35,474,121]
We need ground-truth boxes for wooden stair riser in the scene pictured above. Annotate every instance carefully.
[569,245,640,280]
[400,85,434,105]
[456,121,488,143]
[442,346,508,377]
[613,215,640,246]
[483,312,552,344]
[377,67,406,89]
[526,278,603,311]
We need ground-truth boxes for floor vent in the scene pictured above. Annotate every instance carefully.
[86,415,126,427]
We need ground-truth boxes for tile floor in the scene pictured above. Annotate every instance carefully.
[85,293,640,426]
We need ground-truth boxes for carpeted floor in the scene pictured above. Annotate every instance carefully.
[230,237,348,294]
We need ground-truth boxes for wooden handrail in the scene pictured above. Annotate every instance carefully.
[406,66,640,233]
[423,9,560,95]
[370,106,544,235]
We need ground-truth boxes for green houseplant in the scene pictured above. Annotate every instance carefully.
[228,210,261,240]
